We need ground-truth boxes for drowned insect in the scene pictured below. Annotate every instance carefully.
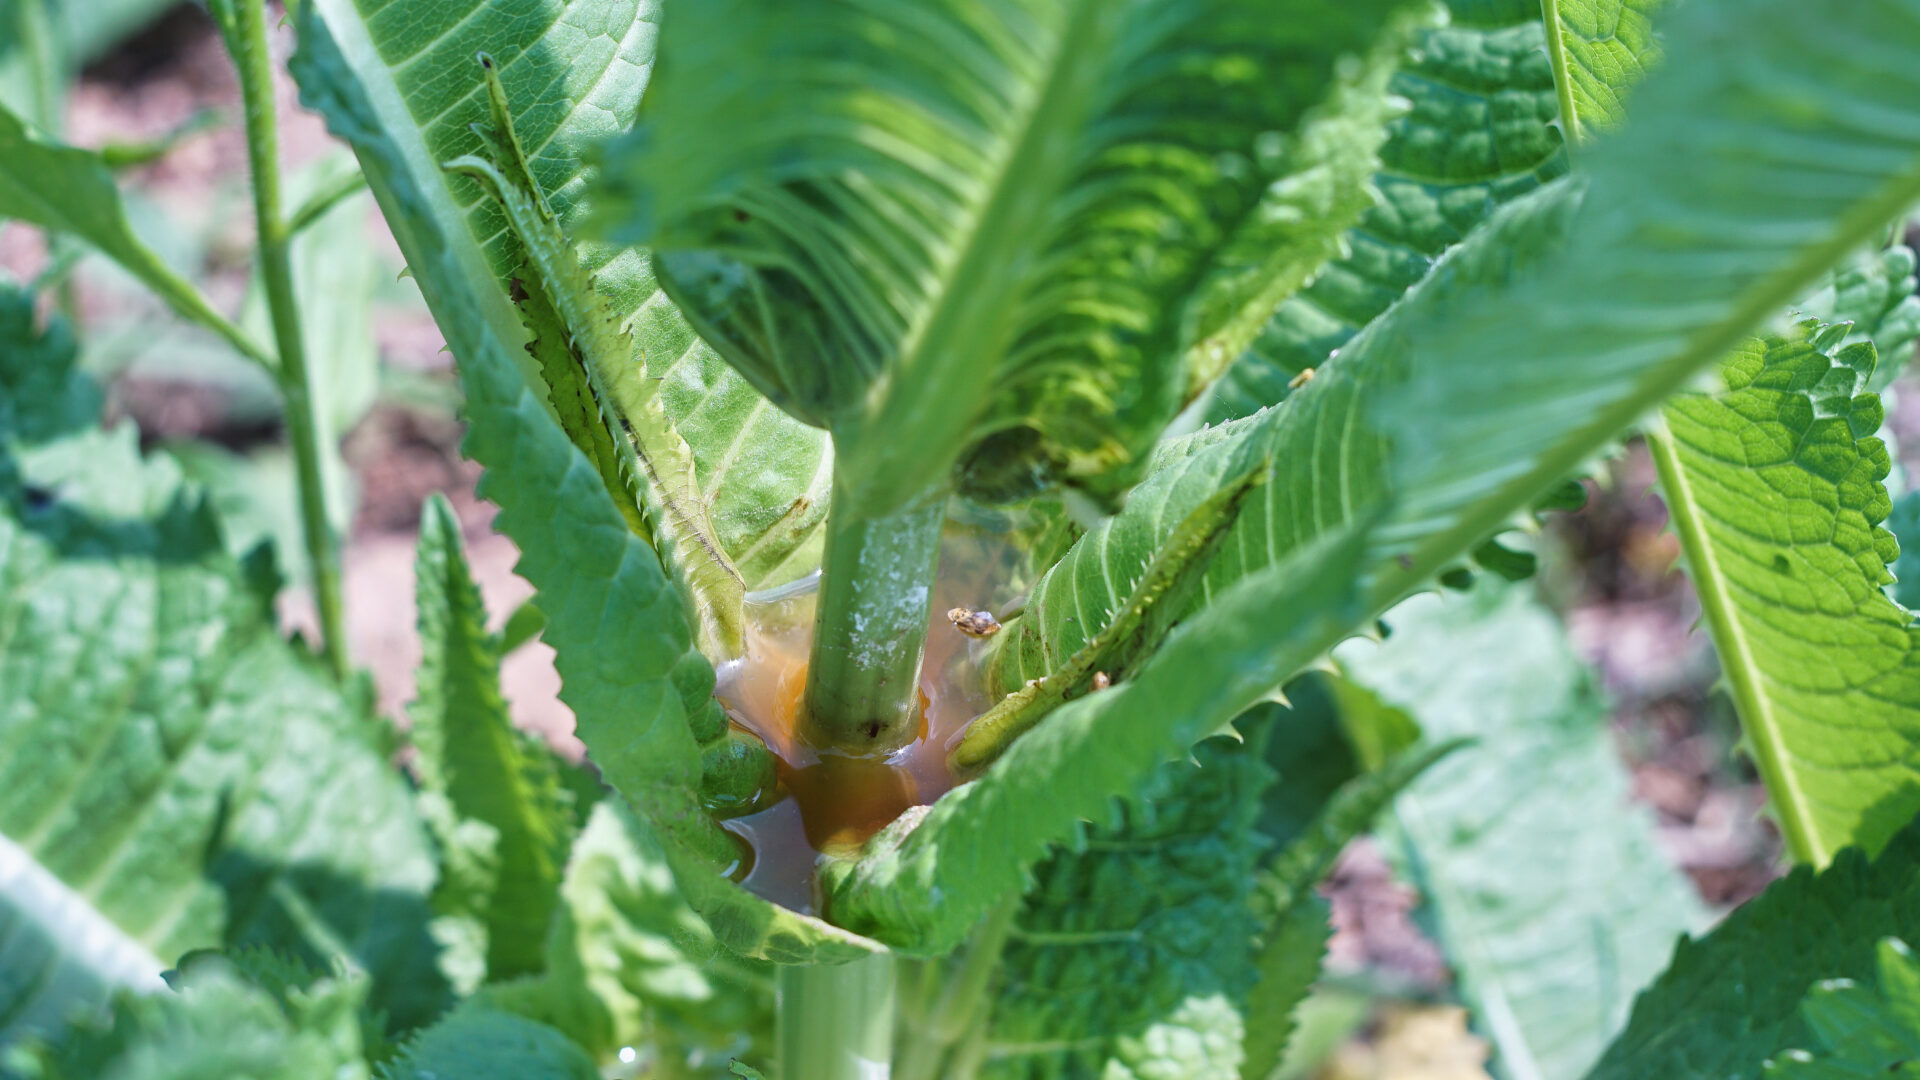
[947,607,1003,638]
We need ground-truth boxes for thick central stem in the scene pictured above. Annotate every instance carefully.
[802,474,943,755]
[777,955,896,1080]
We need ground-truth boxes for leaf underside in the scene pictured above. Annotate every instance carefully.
[1655,321,1920,864]
[602,0,1422,515]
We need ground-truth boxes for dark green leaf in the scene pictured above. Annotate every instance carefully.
[376,1005,597,1080]
[1891,491,1920,611]
[1764,938,1920,1078]
[1590,817,1920,1079]
[1205,0,1567,422]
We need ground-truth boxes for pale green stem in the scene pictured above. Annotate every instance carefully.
[894,900,1018,1080]
[802,473,944,755]
[1538,0,1583,157]
[287,168,368,235]
[19,0,80,322]
[778,955,896,1080]
[229,0,349,680]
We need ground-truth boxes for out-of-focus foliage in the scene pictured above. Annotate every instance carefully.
[0,281,446,1040]
[10,951,376,1080]
[1338,583,1706,1079]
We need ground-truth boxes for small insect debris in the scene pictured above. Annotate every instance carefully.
[948,606,1003,638]
[1091,671,1111,691]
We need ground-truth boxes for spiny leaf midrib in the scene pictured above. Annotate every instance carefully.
[1643,422,1827,865]
[306,0,536,394]
[1382,157,1920,603]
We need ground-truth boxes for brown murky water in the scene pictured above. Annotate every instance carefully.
[714,525,1029,913]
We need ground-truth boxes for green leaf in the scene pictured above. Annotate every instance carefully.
[1241,740,1460,1080]
[1381,0,1920,585]
[1337,583,1707,1080]
[447,63,751,658]
[935,0,1920,942]
[600,0,1426,514]
[410,493,575,981]
[1017,0,1920,750]
[1764,938,1920,1078]
[1205,0,1567,422]
[1590,816,1920,1079]
[824,526,1371,953]
[1796,243,1920,391]
[982,182,1576,691]
[376,1005,597,1080]
[1243,898,1332,1080]
[483,800,772,1063]
[0,102,269,366]
[956,462,1267,772]
[1540,0,1665,137]
[1891,491,1920,611]
[292,0,831,594]
[289,10,878,966]
[1650,321,1920,865]
[970,735,1274,1080]
[0,283,447,1038]
[12,951,373,1080]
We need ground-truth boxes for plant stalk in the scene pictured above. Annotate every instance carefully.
[802,475,944,755]
[893,899,1018,1080]
[19,0,82,323]
[229,0,349,680]
[1645,424,1823,865]
[777,955,896,1080]
[1538,0,1583,158]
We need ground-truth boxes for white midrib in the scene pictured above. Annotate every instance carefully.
[0,830,167,1010]
[1645,423,1827,866]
